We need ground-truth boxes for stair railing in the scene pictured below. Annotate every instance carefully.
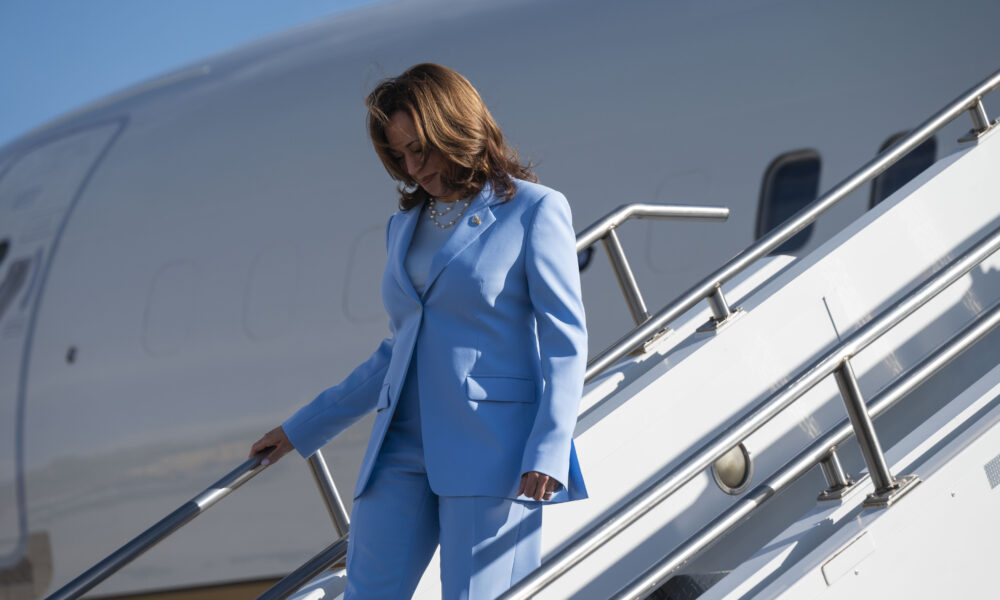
[504,212,1000,600]
[44,451,348,600]
[584,67,1000,383]
[501,64,1000,599]
[263,218,1000,600]
[575,203,729,327]
[614,294,1000,598]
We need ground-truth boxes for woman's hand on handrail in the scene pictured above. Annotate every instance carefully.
[250,426,294,466]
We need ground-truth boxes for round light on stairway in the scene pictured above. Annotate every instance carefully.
[712,443,752,495]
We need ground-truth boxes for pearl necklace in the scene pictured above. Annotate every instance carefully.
[427,197,472,229]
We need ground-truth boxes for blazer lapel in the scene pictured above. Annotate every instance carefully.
[389,207,422,302]
[422,187,501,299]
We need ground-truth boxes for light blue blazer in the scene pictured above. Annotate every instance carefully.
[283,180,588,503]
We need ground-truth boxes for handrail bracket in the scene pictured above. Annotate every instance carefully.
[696,284,745,333]
[816,447,856,501]
[958,96,999,142]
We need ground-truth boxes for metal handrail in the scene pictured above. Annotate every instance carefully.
[575,203,729,251]
[615,297,1000,598]
[584,67,1000,383]
[500,220,1000,599]
[576,203,729,326]
[257,536,350,600]
[45,454,270,600]
[45,451,349,600]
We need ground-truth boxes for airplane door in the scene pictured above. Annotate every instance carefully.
[0,121,124,571]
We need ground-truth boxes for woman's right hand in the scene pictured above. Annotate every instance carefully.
[249,425,294,466]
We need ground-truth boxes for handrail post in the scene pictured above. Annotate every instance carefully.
[707,284,732,321]
[697,284,743,333]
[970,97,991,130]
[307,451,350,538]
[833,359,919,508]
[601,228,650,326]
[958,97,998,142]
[816,447,854,500]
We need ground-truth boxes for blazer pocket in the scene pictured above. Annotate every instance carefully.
[465,375,536,403]
[376,383,390,411]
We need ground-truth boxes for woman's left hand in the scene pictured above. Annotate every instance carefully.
[519,471,559,501]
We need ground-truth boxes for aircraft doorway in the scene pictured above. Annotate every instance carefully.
[0,121,124,575]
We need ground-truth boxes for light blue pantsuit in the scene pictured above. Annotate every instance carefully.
[345,353,542,599]
[283,180,588,597]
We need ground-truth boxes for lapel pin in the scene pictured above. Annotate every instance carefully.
[470,215,481,226]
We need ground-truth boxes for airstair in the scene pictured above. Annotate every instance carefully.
[45,68,1000,600]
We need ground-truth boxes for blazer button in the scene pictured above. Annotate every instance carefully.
[470,215,481,226]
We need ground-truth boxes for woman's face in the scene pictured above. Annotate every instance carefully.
[385,111,460,202]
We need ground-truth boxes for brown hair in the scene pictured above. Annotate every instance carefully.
[366,63,536,210]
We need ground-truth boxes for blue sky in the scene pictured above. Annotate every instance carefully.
[0,0,377,149]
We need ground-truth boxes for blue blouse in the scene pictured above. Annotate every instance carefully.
[404,202,458,295]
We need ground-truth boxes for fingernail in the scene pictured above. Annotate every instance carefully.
[262,459,270,466]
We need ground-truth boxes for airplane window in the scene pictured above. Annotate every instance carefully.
[0,239,8,266]
[757,150,821,254]
[870,133,936,208]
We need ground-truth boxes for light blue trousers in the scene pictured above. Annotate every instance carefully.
[345,357,542,599]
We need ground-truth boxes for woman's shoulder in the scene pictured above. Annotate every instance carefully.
[511,178,562,201]
[509,179,569,214]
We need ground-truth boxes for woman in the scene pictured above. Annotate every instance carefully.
[250,63,587,599]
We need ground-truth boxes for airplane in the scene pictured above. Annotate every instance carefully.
[3,0,1000,597]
